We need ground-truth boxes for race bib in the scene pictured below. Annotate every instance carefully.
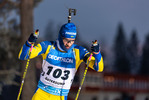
[40,61,76,89]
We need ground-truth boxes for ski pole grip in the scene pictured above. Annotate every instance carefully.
[30,44,34,52]
[34,29,39,38]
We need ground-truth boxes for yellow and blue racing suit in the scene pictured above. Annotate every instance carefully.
[18,40,104,100]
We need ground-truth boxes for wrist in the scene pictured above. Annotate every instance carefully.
[28,41,34,44]
[93,50,100,54]
[25,41,32,47]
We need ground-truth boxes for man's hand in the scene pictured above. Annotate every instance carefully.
[28,29,39,44]
[91,40,100,54]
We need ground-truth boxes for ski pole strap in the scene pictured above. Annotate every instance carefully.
[30,44,33,52]
[89,53,92,61]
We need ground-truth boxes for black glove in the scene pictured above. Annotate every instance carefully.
[28,29,39,43]
[91,40,100,54]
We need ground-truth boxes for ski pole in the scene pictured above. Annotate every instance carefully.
[75,53,93,100]
[17,29,39,100]
[68,8,76,23]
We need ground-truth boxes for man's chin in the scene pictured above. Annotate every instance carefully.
[65,47,70,49]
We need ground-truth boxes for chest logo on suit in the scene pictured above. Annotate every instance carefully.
[48,54,73,63]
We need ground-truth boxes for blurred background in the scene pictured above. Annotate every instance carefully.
[0,0,149,100]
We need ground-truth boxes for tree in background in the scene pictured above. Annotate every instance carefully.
[20,1,36,100]
[127,30,140,74]
[0,0,20,33]
[0,0,43,100]
[113,23,130,73]
[0,1,21,100]
[140,33,149,75]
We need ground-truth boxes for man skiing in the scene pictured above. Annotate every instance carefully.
[18,22,104,100]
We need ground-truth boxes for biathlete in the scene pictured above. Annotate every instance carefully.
[18,22,104,100]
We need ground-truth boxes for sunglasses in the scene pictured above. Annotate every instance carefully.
[63,38,75,43]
